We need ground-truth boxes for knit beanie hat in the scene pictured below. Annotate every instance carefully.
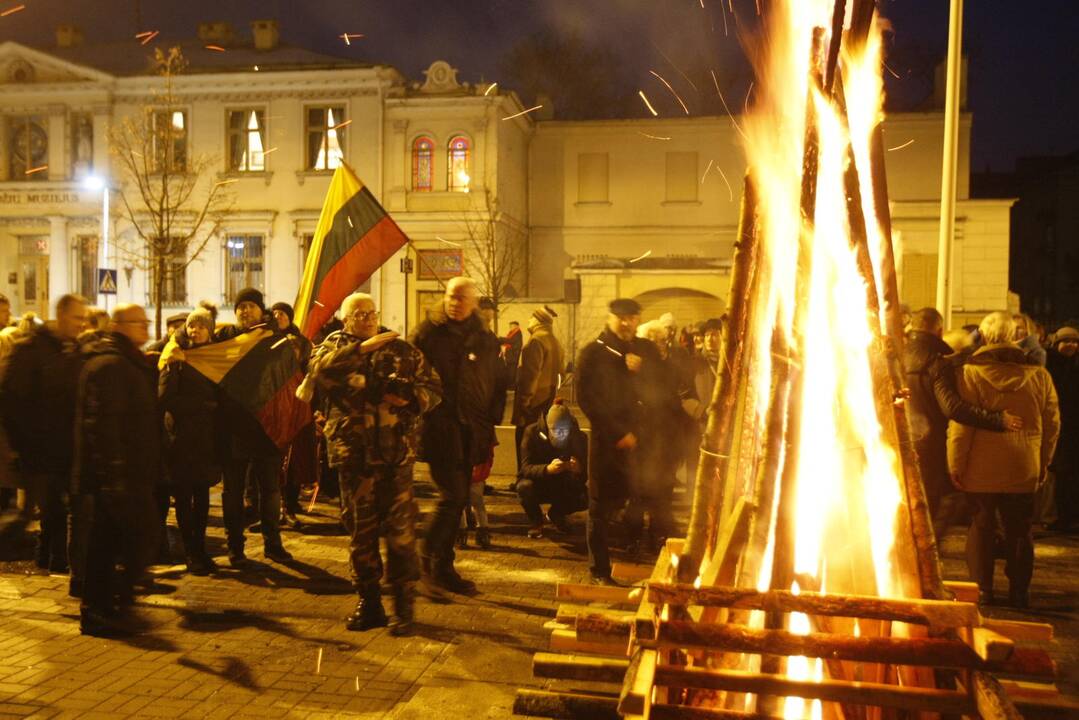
[532,305,558,325]
[1055,325,1079,343]
[546,398,573,433]
[186,306,215,333]
[271,302,295,324]
[234,287,265,313]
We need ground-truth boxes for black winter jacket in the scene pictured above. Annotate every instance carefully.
[410,306,507,467]
[72,333,161,496]
[0,325,84,474]
[1047,346,1079,469]
[518,411,588,485]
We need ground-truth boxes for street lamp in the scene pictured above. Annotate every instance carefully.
[82,174,111,308]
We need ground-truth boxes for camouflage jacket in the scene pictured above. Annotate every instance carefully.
[307,330,441,470]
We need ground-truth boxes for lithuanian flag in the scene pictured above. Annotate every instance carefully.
[293,163,410,339]
[181,328,311,449]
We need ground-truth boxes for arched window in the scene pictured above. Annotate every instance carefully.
[447,135,471,192]
[411,136,434,191]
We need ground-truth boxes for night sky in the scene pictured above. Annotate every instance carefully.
[3,0,1076,173]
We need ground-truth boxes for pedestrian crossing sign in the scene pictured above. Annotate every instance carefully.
[98,268,118,294]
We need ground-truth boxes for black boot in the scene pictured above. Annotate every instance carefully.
[346,585,388,631]
[432,562,477,595]
[389,583,415,637]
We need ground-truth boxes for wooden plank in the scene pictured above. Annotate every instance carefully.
[549,628,628,657]
[576,613,632,643]
[646,582,979,631]
[612,562,655,583]
[649,705,785,720]
[998,679,1060,699]
[652,665,975,715]
[634,545,672,643]
[972,671,1024,720]
[617,648,657,717]
[532,652,628,683]
[665,537,685,556]
[944,580,980,603]
[983,617,1054,643]
[556,603,634,624]
[513,689,620,719]
[970,627,1015,663]
[555,582,643,605]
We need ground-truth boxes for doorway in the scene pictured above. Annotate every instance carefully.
[17,254,50,320]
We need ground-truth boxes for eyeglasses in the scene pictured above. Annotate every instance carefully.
[348,310,379,321]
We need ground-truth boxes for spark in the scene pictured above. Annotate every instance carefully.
[883,62,901,80]
[699,0,704,7]
[313,300,325,307]
[637,132,671,141]
[887,139,915,152]
[716,165,734,202]
[710,70,746,140]
[134,30,155,39]
[339,33,364,45]
[484,82,498,96]
[720,0,729,37]
[1,4,25,16]
[315,648,323,674]
[355,676,360,692]
[261,147,278,155]
[743,81,754,116]
[638,90,659,117]
[629,249,652,264]
[700,158,714,184]
[139,30,159,45]
[24,165,47,176]
[436,236,461,247]
[213,179,239,187]
[331,119,352,130]
[502,105,543,121]
[347,216,353,227]
[205,45,226,52]
[649,70,690,115]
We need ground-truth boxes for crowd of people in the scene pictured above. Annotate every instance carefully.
[0,284,1076,639]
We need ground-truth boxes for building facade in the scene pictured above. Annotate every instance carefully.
[1,23,1013,350]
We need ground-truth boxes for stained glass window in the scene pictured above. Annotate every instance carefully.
[447,135,470,192]
[412,136,434,191]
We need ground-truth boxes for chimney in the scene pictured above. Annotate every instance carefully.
[250,19,280,51]
[197,21,235,45]
[55,24,84,49]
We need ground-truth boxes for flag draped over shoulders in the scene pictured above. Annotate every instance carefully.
[293,163,410,340]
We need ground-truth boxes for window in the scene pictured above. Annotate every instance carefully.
[150,240,188,307]
[447,135,470,192]
[306,106,346,170]
[152,110,187,172]
[412,136,434,191]
[226,234,265,302]
[665,152,698,202]
[76,235,99,298]
[8,116,48,180]
[227,109,266,172]
[577,153,609,203]
[71,113,94,178]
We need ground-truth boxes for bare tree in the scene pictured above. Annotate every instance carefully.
[109,46,232,338]
[460,190,528,333]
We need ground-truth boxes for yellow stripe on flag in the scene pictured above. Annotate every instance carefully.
[183,328,273,384]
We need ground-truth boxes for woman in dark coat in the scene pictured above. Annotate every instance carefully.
[159,307,220,575]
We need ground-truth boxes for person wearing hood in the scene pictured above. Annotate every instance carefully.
[409,277,507,597]
[512,306,565,471]
[903,308,1022,540]
[306,292,441,635]
[517,400,587,538]
[158,307,220,575]
[270,300,315,526]
[72,304,160,636]
[948,311,1060,608]
[271,301,313,369]
[1046,325,1079,532]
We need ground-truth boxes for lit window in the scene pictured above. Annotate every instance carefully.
[152,109,187,172]
[412,136,434,191]
[226,234,265,302]
[306,106,346,170]
[447,135,470,192]
[227,109,266,172]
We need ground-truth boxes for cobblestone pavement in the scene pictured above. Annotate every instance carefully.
[1,473,1077,718]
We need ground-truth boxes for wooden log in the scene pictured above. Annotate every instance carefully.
[970,627,1015,663]
[554,583,643,605]
[997,679,1060,699]
[982,617,1054,643]
[532,652,629,683]
[944,580,980,603]
[996,646,1057,679]
[512,689,620,720]
[652,665,975,715]
[680,174,760,583]
[556,603,634,625]
[694,498,752,625]
[634,545,672,642]
[549,628,628,658]
[645,583,979,631]
[972,670,1024,720]
[617,648,657,716]
[576,613,632,643]
[649,705,785,720]
[612,562,655,583]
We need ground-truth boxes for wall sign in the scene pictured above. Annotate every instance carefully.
[416,248,463,281]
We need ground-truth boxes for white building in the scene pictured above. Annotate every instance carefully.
[0,22,1012,350]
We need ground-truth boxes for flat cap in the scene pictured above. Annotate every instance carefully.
[609,298,642,316]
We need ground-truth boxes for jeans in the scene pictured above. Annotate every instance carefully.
[966,492,1035,595]
[517,475,586,526]
[423,461,469,570]
[222,456,283,554]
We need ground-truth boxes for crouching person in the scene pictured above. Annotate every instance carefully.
[518,400,588,538]
[304,293,441,635]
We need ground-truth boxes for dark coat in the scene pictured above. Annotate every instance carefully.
[410,305,507,467]
[0,325,84,475]
[72,333,161,497]
[1047,346,1079,471]
[159,341,220,482]
[576,328,666,503]
[512,324,564,427]
[903,330,1006,498]
[518,410,588,486]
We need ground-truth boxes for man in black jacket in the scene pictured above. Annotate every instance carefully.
[904,307,1022,539]
[73,304,160,636]
[410,277,506,596]
[576,298,664,584]
[0,293,88,572]
[517,400,587,538]
[1047,326,1079,532]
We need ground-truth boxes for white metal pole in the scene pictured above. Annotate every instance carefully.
[102,187,111,311]
[936,0,964,329]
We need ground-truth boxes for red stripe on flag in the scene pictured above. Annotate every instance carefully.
[302,216,408,339]
[255,371,311,448]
